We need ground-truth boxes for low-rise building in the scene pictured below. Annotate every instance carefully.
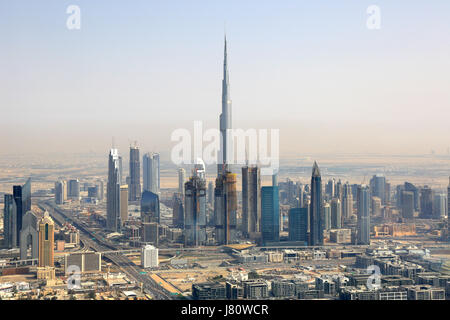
[406,285,445,300]
[192,283,226,300]
[242,280,269,299]
[329,229,352,244]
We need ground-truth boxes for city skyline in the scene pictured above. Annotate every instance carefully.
[0,1,449,304]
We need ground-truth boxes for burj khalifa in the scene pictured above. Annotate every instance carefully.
[214,36,237,245]
[218,35,232,176]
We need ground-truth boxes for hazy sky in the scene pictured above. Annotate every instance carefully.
[1,0,450,158]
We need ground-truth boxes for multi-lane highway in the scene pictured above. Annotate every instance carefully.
[39,200,174,300]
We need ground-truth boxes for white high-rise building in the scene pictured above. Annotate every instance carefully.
[107,148,122,232]
[143,152,160,194]
[141,244,158,268]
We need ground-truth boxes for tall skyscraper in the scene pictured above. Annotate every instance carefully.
[214,38,238,245]
[97,180,104,201]
[184,161,207,247]
[325,179,335,200]
[178,168,186,195]
[214,172,237,245]
[207,181,214,205]
[143,153,151,192]
[118,156,123,185]
[342,182,353,221]
[272,173,278,189]
[433,193,446,219]
[309,162,323,246]
[323,202,331,231]
[129,144,141,201]
[282,178,296,206]
[448,177,450,241]
[404,182,419,211]
[419,186,433,219]
[370,174,387,205]
[385,182,391,205]
[298,184,305,208]
[288,208,308,243]
[54,181,65,205]
[67,179,80,199]
[371,197,382,217]
[38,212,54,267]
[261,185,280,244]
[3,194,17,248]
[331,198,342,229]
[401,190,415,219]
[335,180,343,201]
[20,211,38,260]
[241,166,261,238]
[13,178,31,247]
[396,185,405,208]
[218,35,232,176]
[141,191,160,223]
[88,186,99,199]
[107,148,122,232]
[62,180,68,202]
[141,222,159,246]
[357,185,370,245]
[120,185,129,225]
[172,193,184,228]
[143,152,160,194]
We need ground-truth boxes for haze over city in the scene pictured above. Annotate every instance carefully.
[1,0,450,156]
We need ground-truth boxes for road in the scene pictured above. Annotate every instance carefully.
[39,200,174,300]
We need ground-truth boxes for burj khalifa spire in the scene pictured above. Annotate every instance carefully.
[218,35,232,176]
[214,36,238,245]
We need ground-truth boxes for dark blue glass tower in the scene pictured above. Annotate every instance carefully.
[13,178,31,247]
[261,186,279,244]
[288,208,308,244]
[309,162,323,246]
[141,191,160,223]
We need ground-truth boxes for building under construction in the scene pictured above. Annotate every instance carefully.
[214,172,238,245]
[184,175,207,247]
